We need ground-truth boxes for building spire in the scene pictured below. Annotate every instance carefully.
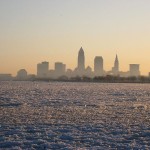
[79,47,84,52]
[115,54,118,62]
[112,54,119,75]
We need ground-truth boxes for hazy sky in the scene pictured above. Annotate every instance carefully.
[0,0,150,75]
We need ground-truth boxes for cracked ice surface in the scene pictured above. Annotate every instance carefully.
[0,81,150,149]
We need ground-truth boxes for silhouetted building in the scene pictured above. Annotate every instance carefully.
[17,69,28,80]
[48,70,55,79]
[112,54,119,76]
[119,71,129,77]
[28,74,36,80]
[10,48,146,80]
[94,56,104,76]
[129,64,140,77]
[0,74,12,81]
[85,66,93,77]
[66,69,73,78]
[77,47,85,75]
[55,62,66,77]
[37,61,49,78]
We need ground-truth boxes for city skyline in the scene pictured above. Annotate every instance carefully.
[0,46,147,77]
[0,47,142,80]
[1,0,150,75]
[34,47,141,79]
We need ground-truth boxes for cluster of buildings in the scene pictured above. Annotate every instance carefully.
[35,47,140,79]
[0,47,143,80]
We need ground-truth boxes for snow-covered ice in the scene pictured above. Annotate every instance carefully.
[0,81,150,149]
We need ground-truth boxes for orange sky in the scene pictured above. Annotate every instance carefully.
[0,0,150,75]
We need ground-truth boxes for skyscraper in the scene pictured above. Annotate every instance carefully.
[77,47,85,73]
[129,64,140,77]
[55,62,66,77]
[94,56,104,76]
[112,54,119,75]
[37,61,49,78]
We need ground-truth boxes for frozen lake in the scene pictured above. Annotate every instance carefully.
[0,81,150,149]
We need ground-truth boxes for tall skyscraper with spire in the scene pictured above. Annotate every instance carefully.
[77,47,85,73]
[112,54,119,75]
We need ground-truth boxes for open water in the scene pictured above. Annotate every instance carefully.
[0,81,150,149]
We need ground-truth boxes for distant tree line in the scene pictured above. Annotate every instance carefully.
[32,75,150,83]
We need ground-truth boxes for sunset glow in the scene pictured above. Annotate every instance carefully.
[0,0,150,75]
